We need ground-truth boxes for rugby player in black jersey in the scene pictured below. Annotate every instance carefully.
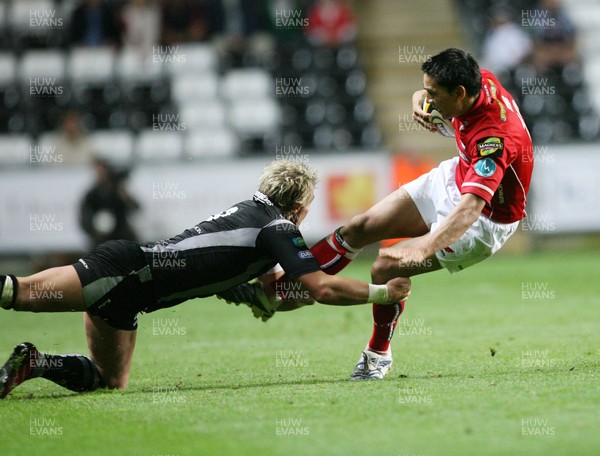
[0,160,410,398]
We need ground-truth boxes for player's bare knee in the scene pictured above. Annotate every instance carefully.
[370,256,399,284]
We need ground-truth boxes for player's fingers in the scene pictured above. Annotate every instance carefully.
[412,113,437,132]
[385,277,412,302]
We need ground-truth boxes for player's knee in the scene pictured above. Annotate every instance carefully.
[370,255,398,284]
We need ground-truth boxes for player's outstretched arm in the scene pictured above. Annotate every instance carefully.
[296,271,411,306]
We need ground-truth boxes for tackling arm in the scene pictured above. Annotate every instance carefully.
[296,271,411,306]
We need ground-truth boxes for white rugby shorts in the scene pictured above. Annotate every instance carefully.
[403,157,519,274]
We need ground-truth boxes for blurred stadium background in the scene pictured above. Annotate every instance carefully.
[0,0,598,270]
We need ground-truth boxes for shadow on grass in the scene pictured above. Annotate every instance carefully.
[5,362,589,400]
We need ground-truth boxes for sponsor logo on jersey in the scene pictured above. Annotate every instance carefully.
[474,157,497,178]
[297,250,314,260]
[292,237,306,248]
[97,299,111,309]
[487,79,506,121]
[476,136,504,157]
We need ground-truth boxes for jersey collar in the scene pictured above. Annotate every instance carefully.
[456,88,485,124]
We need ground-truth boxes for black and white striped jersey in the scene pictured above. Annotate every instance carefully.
[139,192,320,309]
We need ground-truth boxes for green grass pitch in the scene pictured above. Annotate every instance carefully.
[0,249,598,455]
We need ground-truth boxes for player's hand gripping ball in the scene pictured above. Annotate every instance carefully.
[422,99,455,138]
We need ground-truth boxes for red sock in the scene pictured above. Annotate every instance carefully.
[368,301,406,353]
[310,230,359,275]
[272,230,359,295]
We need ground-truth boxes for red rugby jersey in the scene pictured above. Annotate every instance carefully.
[452,69,534,223]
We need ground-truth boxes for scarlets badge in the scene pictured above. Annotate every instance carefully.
[474,158,497,177]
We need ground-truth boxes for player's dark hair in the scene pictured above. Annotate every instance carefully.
[421,48,482,97]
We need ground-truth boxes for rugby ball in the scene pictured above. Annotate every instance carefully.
[422,99,455,138]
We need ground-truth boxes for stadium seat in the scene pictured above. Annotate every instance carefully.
[116,48,163,84]
[344,69,366,97]
[183,129,238,158]
[291,47,312,72]
[36,131,58,150]
[8,0,57,47]
[134,130,183,162]
[89,130,134,166]
[325,102,347,125]
[116,49,168,119]
[57,0,77,29]
[18,49,65,81]
[316,75,338,98]
[228,98,280,136]
[221,69,273,101]
[579,113,600,140]
[313,124,334,149]
[583,60,600,113]
[313,47,335,71]
[0,53,16,86]
[0,3,6,36]
[68,47,115,86]
[336,46,358,71]
[164,43,218,76]
[179,101,227,130]
[0,134,32,167]
[17,50,67,133]
[305,99,326,125]
[0,53,19,121]
[171,73,220,106]
[360,124,382,148]
[9,0,54,31]
[353,98,375,123]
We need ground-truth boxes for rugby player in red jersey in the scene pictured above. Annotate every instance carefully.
[254,48,534,379]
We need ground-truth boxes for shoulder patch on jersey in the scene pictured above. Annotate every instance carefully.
[474,157,497,178]
[292,237,306,248]
[476,136,504,157]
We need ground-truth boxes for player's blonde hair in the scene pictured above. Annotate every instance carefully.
[258,160,318,217]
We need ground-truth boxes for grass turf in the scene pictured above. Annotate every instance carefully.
[0,249,598,455]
